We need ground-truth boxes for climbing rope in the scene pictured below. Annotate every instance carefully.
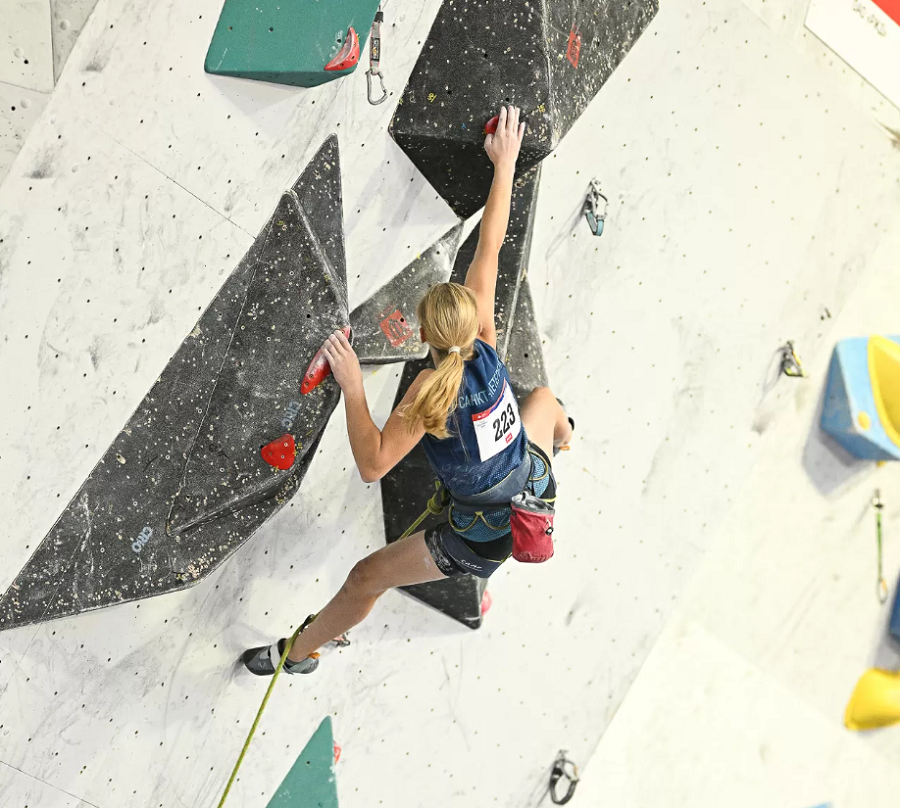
[217,620,307,808]
[874,489,888,604]
[217,483,445,806]
[397,480,449,540]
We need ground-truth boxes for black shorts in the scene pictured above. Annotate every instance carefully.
[425,442,557,579]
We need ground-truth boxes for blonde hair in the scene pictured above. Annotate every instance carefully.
[405,283,479,439]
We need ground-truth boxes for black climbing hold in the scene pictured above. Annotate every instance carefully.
[0,136,348,630]
[390,0,658,218]
[379,165,544,628]
[351,223,464,365]
[381,359,489,629]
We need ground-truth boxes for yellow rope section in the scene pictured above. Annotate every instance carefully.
[217,481,447,806]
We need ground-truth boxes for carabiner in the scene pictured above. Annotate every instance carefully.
[780,340,806,378]
[367,69,387,105]
[584,180,607,237]
[549,750,579,805]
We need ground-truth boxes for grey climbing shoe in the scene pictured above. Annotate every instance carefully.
[242,615,319,676]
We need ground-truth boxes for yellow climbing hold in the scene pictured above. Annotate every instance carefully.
[844,668,900,731]
[868,335,900,448]
[858,411,872,430]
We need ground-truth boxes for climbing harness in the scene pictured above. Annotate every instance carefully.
[549,750,579,805]
[584,180,607,237]
[366,7,388,105]
[780,340,806,378]
[874,489,888,604]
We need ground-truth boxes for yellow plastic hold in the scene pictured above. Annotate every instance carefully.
[868,335,900,449]
[858,411,872,430]
[844,668,900,731]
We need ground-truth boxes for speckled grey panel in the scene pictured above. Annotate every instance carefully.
[504,280,548,401]
[379,166,542,629]
[350,223,463,365]
[0,136,347,631]
[168,143,348,534]
[390,0,658,218]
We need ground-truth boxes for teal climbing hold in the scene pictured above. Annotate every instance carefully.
[267,717,339,808]
[205,0,380,88]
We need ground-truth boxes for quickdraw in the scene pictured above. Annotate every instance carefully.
[875,490,888,604]
[549,750,579,805]
[584,180,607,237]
[366,8,388,105]
[780,340,806,378]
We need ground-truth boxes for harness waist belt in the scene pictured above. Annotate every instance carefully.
[447,454,533,515]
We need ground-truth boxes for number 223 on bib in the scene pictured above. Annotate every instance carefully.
[472,381,522,461]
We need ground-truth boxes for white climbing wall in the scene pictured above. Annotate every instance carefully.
[0,0,101,185]
[0,2,899,808]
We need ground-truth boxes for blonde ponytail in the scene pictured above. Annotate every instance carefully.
[405,283,480,439]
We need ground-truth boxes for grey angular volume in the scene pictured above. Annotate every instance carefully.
[167,140,349,535]
[390,0,658,218]
[380,359,489,629]
[0,136,347,631]
[504,280,548,402]
[379,166,543,629]
[351,223,463,365]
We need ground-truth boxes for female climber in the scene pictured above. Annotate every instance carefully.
[242,106,573,676]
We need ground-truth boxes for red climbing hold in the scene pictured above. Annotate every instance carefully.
[566,25,582,69]
[333,741,342,764]
[481,589,492,616]
[484,115,499,135]
[324,28,361,72]
[301,326,352,395]
[261,433,296,471]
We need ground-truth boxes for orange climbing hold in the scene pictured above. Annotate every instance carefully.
[324,28,360,71]
[261,434,297,470]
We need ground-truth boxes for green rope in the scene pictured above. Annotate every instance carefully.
[217,482,447,806]
[398,480,448,540]
[216,622,304,808]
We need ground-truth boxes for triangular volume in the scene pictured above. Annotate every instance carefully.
[504,279,548,402]
[205,0,380,88]
[389,0,657,217]
[168,137,349,535]
[291,135,348,315]
[351,224,464,365]
[0,137,347,632]
[378,167,544,629]
[267,717,340,808]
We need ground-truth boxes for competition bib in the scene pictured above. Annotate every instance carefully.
[471,380,521,462]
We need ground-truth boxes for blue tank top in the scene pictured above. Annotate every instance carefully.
[421,339,528,497]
